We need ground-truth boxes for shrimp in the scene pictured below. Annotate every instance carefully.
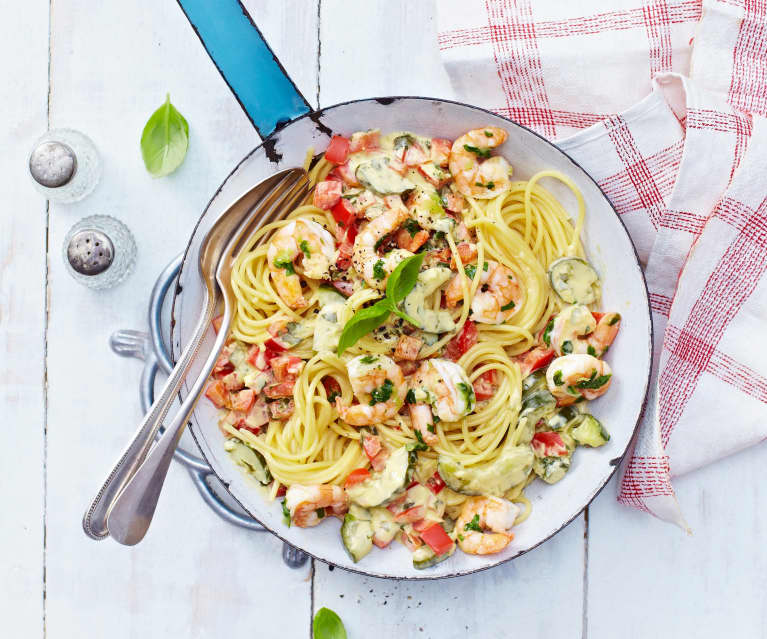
[445,260,522,324]
[455,496,518,555]
[352,199,413,289]
[408,358,475,444]
[449,127,512,199]
[267,219,336,309]
[545,354,613,405]
[547,306,621,357]
[335,354,406,426]
[285,484,349,527]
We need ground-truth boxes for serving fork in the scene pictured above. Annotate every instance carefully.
[83,167,309,544]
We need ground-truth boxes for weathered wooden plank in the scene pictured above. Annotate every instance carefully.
[43,1,317,637]
[588,447,767,639]
[0,1,49,637]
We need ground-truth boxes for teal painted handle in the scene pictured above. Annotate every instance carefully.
[176,0,311,137]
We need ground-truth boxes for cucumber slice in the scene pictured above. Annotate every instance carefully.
[437,445,534,496]
[522,369,547,396]
[412,544,454,570]
[224,439,272,485]
[346,446,410,507]
[371,507,399,547]
[548,257,601,305]
[356,158,415,195]
[546,405,582,431]
[518,389,558,443]
[572,414,610,447]
[341,510,374,563]
[533,455,571,484]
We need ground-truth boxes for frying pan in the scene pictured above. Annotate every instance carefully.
[169,0,652,579]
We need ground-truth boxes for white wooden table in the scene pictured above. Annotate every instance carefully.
[3,2,766,637]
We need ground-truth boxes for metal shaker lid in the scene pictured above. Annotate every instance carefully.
[66,229,114,275]
[29,140,77,188]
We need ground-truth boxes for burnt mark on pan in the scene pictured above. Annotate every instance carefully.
[308,109,333,137]
[262,135,283,163]
[375,97,397,105]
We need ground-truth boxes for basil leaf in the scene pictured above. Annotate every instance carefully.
[140,94,189,177]
[337,299,392,355]
[386,253,425,305]
[313,607,347,639]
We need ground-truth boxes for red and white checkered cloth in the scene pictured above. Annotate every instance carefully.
[438,0,767,529]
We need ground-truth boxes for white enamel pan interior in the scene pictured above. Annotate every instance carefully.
[170,97,652,579]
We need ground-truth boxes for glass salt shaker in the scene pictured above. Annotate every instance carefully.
[28,129,100,203]
[63,215,137,289]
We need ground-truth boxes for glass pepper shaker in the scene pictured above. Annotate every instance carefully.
[28,129,100,203]
[63,215,137,289]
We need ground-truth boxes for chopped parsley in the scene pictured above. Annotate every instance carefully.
[327,390,340,403]
[608,314,621,326]
[587,345,597,356]
[274,256,295,276]
[456,382,475,406]
[500,301,515,311]
[433,415,440,424]
[561,340,573,354]
[405,388,417,404]
[316,507,326,519]
[369,378,394,405]
[475,180,496,190]
[464,264,477,279]
[484,130,493,137]
[463,144,490,159]
[483,261,489,271]
[543,320,554,347]
[575,370,612,390]
[281,500,291,527]
[299,240,311,258]
[427,422,435,433]
[458,533,465,541]
[360,355,378,364]
[413,430,430,450]
[373,259,386,281]
[464,514,482,532]
[553,370,564,386]
[404,218,420,238]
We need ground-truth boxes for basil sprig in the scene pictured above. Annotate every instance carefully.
[140,94,189,177]
[337,253,424,355]
[313,608,347,639]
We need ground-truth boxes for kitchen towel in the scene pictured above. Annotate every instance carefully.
[437,0,767,529]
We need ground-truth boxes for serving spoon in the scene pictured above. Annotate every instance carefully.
[83,168,309,542]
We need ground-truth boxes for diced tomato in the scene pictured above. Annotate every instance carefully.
[213,347,234,377]
[420,523,454,556]
[441,188,466,214]
[394,334,423,361]
[324,135,350,164]
[385,493,407,513]
[268,398,295,420]
[399,528,423,552]
[264,381,295,399]
[247,345,263,369]
[349,130,380,152]
[515,345,555,378]
[592,312,604,322]
[231,389,255,413]
[212,315,224,334]
[425,471,446,495]
[331,162,359,186]
[373,534,393,549]
[453,242,478,267]
[244,398,269,431]
[331,278,354,297]
[204,380,229,409]
[445,321,478,361]
[275,484,287,497]
[331,198,356,229]
[221,371,244,391]
[362,434,382,460]
[403,143,429,166]
[322,376,342,401]
[430,138,452,166]
[531,431,569,457]
[271,355,304,383]
[312,179,343,210]
[344,468,371,489]
[473,370,497,401]
[396,228,429,253]
[394,505,426,524]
